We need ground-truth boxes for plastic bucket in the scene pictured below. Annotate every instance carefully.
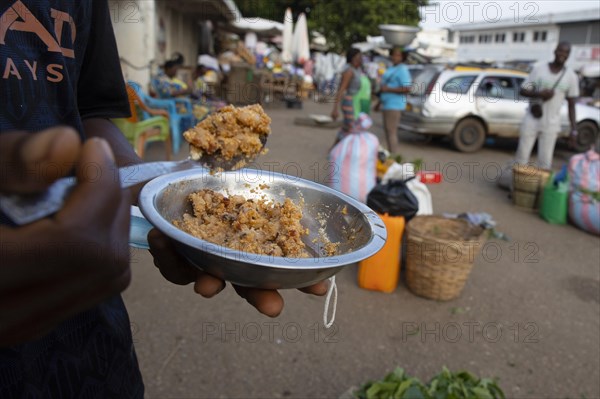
[540,174,569,224]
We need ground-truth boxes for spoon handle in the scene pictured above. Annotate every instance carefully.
[0,160,199,226]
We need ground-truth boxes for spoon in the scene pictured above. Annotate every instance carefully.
[0,136,267,226]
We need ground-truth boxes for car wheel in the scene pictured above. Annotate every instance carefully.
[452,118,486,153]
[574,121,599,152]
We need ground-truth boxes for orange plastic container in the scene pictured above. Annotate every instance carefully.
[358,214,405,293]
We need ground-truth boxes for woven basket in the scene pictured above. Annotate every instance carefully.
[405,216,486,301]
[512,164,551,210]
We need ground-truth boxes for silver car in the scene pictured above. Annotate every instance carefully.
[400,67,600,152]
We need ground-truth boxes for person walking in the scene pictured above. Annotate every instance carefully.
[379,47,412,154]
[330,48,366,146]
[514,42,579,170]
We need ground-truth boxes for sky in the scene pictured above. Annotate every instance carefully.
[419,0,600,29]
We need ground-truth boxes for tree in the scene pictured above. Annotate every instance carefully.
[309,0,425,51]
[237,0,426,52]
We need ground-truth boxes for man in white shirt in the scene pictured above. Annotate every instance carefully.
[515,42,579,170]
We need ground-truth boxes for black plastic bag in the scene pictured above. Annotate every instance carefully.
[366,178,419,221]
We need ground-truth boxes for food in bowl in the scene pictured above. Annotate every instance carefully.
[183,104,271,169]
[138,169,387,289]
[173,189,339,258]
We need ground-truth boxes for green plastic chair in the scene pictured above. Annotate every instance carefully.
[111,84,172,159]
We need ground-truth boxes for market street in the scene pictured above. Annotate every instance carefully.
[127,98,600,398]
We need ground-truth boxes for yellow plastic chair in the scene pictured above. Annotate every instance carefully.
[112,84,172,159]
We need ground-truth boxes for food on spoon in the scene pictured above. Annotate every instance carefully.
[183,104,271,169]
[174,189,340,258]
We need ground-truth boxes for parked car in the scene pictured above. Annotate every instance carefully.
[399,67,600,152]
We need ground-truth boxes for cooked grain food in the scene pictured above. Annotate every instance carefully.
[183,104,271,164]
[174,189,310,257]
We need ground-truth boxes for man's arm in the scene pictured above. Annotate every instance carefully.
[83,118,141,167]
[519,86,555,101]
[83,118,144,203]
[567,97,578,149]
[567,97,577,131]
[519,65,554,101]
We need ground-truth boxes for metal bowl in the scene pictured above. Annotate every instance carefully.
[378,24,420,46]
[138,169,387,289]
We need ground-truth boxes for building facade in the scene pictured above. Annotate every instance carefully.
[109,0,238,89]
[449,8,600,70]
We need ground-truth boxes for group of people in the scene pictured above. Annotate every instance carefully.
[330,47,412,154]
[330,42,584,176]
[152,52,227,118]
[0,1,327,397]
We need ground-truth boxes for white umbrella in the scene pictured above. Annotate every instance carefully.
[292,12,310,64]
[281,8,294,64]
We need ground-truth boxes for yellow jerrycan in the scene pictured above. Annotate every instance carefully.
[358,214,405,293]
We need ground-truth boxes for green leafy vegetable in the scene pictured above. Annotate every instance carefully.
[354,366,505,399]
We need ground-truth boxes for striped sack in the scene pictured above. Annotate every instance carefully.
[568,149,600,235]
[328,132,379,203]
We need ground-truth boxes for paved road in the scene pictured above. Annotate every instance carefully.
[129,98,600,398]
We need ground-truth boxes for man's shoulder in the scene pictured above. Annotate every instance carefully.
[565,67,579,80]
[529,62,547,75]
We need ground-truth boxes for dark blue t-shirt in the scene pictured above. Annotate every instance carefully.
[0,1,143,397]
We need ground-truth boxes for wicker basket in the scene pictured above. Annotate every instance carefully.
[405,216,486,301]
[512,164,551,211]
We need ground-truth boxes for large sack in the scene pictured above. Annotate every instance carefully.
[568,149,600,235]
[328,131,379,203]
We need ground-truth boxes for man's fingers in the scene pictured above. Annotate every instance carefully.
[232,285,284,318]
[0,127,81,193]
[298,280,329,296]
[55,138,121,228]
[194,272,226,298]
[147,229,198,285]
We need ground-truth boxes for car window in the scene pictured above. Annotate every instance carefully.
[408,67,423,81]
[412,67,442,95]
[442,75,477,94]
[476,76,519,100]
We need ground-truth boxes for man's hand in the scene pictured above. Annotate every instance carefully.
[539,89,555,101]
[0,127,80,194]
[147,229,329,317]
[0,128,132,346]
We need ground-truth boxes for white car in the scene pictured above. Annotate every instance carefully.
[400,67,600,152]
